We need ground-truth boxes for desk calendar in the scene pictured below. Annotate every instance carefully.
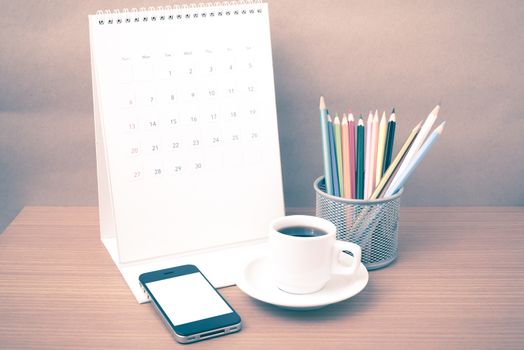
[89,2,284,302]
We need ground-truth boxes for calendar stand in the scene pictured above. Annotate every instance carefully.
[101,237,267,303]
[89,2,284,303]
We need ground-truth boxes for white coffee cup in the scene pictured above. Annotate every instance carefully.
[269,215,362,294]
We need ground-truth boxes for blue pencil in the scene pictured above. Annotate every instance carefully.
[327,115,340,197]
[385,122,445,197]
[319,97,334,195]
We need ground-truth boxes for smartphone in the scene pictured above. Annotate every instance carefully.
[139,265,241,344]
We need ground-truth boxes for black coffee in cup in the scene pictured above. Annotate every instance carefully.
[278,225,328,238]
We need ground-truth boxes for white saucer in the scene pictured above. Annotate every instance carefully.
[236,254,369,310]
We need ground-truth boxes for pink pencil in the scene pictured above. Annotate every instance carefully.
[341,114,351,198]
[364,112,373,198]
[347,112,356,198]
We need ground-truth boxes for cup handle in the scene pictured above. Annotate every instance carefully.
[331,241,362,276]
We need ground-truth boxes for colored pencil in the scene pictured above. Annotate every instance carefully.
[370,121,422,199]
[368,111,379,198]
[384,122,445,197]
[364,112,373,198]
[341,114,352,198]
[348,113,356,199]
[375,111,388,185]
[388,105,440,193]
[382,109,396,175]
[327,115,340,197]
[319,96,333,195]
[333,115,344,196]
[356,116,365,199]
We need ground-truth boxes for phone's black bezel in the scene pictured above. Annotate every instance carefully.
[139,264,241,337]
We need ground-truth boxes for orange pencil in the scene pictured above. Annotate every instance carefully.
[341,114,351,198]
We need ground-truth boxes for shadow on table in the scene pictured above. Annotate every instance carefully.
[0,205,23,235]
[248,280,376,322]
[396,211,464,263]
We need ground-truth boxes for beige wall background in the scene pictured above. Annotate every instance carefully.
[1,0,523,231]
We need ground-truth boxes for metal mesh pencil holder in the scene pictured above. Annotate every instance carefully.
[314,176,402,270]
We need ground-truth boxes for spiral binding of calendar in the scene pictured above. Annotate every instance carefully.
[95,0,264,25]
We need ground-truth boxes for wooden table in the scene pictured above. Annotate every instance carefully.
[1,207,523,349]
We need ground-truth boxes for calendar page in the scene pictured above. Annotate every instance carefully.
[89,3,284,263]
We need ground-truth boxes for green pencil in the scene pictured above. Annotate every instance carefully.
[382,108,397,175]
[356,116,365,199]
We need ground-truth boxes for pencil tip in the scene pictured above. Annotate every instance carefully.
[392,107,395,114]
[319,96,326,109]
[431,104,441,117]
[327,114,333,122]
[436,121,446,132]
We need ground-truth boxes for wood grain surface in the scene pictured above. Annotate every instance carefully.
[1,207,523,350]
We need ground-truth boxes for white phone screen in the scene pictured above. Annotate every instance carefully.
[146,272,233,326]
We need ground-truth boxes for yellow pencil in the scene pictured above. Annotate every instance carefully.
[375,111,388,186]
[370,121,423,199]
